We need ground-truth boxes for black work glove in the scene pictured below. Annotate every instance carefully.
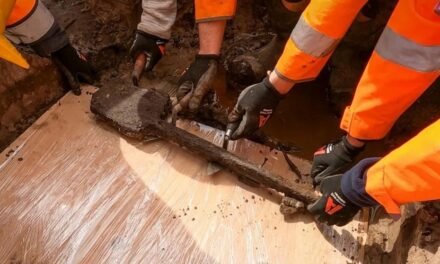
[307,174,360,226]
[129,31,166,72]
[177,54,219,112]
[227,77,282,140]
[52,44,95,96]
[311,136,364,187]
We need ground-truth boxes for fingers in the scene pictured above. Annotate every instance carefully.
[77,72,95,85]
[188,63,217,112]
[318,174,343,193]
[227,107,243,138]
[144,55,155,72]
[312,166,332,187]
[230,111,259,140]
[53,57,81,96]
[176,81,193,100]
[306,197,325,215]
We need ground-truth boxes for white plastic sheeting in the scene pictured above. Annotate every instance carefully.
[0,86,367,263]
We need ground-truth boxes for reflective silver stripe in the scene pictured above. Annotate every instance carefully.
[5,0,54,45]
[375,27,440,72]
[290,15,339,58]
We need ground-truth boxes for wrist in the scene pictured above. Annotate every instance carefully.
[136,30,168,44]
[346,134,365,148]
[262,77,284,99]
[268,71,295,95]
[341,157,380,208]
[198,50,221,56]
[195,54,220,60]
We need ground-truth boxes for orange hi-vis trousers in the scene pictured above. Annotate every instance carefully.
[365,119,440,215]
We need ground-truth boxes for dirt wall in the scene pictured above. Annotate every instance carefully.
[0,54,64,151]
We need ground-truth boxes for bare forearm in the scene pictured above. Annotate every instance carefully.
[198,20,227,55]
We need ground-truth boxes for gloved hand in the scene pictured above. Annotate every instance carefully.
[307,174,360,226]
[130,31,166,72]
[52,43,95,96]
[311,136,364,187]
[176,54,219,112]
[307,158,380,226]
[226,77,282,140]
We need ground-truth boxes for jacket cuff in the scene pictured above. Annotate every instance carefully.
[30,22,69,57]
[341,157,380,208]
[263,77,285,99]
[136,30,168,43]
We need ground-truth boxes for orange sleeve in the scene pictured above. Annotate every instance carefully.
[340,0,440,140]
[365,119,440,215]
[195,0,237,23]
[6,0,37,26]
[274,0,366,92]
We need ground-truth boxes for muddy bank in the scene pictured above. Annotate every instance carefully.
[0,54,64,151]
[365,204,440,264]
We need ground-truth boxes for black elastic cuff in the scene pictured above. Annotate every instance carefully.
[196,54,220,60]
[342,135,365,155]
[136,30,168,43]
[263,77,284,98]
[30,22,69,57]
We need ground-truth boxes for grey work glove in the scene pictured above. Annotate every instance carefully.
[227,77,282,140]
[130,31,166,72]
[30,21,95,96]
[176,54,219,112]
[52,43,95,95]
[311,136,364,187]
[307,174,361,226]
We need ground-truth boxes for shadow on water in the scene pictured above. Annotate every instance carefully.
[214,69,387,161]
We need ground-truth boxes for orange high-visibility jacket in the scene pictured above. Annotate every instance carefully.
[195,0,440,214]
[5,0,68,57]
[6,0,54,44]
[366,119,440,215]
[276,0,440,214]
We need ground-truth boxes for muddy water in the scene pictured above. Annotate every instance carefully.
[214,69,386,161]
